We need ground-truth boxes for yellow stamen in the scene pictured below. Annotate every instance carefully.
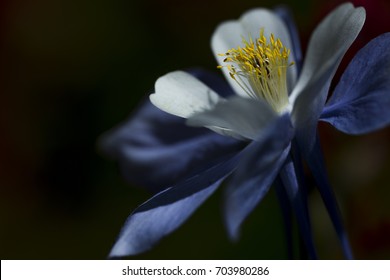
[218,29,294,113]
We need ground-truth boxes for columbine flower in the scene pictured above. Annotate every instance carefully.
[100,2,390,258]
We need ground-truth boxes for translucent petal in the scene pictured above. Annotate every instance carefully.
[291,3,365,153]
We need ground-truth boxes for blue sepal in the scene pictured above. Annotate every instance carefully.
[321,33,390,134]
[223,114,293,239]
[109,150,241,258]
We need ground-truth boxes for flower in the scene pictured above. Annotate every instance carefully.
[100,3,390,258]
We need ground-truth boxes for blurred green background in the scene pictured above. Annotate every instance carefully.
[1,0,389,259]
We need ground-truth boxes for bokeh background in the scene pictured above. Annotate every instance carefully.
[1,0,390,259]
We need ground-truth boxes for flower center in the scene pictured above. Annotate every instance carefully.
[218,29,294,113]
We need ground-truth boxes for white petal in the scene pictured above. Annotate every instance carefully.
[149,71,222,118]
[211,9,297,97]
[211,21,247,97]
[290,3,365,109]
[290,3,365,154]
[187,96,277,140]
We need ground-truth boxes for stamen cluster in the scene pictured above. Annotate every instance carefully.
[218,29,294,112]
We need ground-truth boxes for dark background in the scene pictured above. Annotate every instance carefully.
[1,0,390,259]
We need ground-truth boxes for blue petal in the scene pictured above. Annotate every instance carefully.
[278,155,317,259]
[304,135,353,259]
[223,114,293,239]
[109,150,241,258]
[99,69,243,192]
[321,33,390,134]
[274,5,303,72]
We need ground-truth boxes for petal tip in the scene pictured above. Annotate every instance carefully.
[225,218,241,242]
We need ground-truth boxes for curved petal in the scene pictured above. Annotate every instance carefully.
[321,33,390,134]
[150,71,222,118]
[99,70,243,192]
[109,150,241,257]
[291,3,365,153]
[223,114,294,239]
[187,96,277,140]
[211,8,297,97]
[274,5,303,73]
